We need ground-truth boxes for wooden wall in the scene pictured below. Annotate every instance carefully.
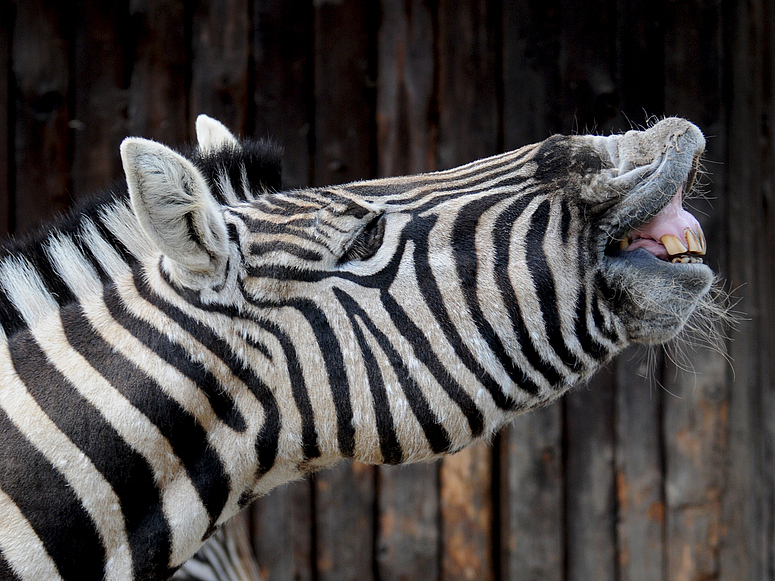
[2,1,774,579]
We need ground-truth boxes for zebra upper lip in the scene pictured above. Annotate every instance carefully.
[614,182,707,263]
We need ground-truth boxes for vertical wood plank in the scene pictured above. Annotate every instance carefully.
[190,0,250,134]
[12,0,72,232]
[564,369,617,581]
[501,0,562,150]
[559,0,618,133]
[662,350,728,581]
[376,0,436,177]
[315,463,375,581]
[499,3,564,580]
[127,0,188,143]
[253,0,314,189]
[720,0,773,579]
[252,481,314,581]
[440,440,494,581]
[0,0,11,237]
[615,0,664,126]
[71,0,129,199]
[661,1,734,580]
[614,348,665,581]
[437,0,499,170]
[376,464,439,581]
[499,407,563,581]
[374,4,440,580]
[312,0,376,186]
[436,2,499,579]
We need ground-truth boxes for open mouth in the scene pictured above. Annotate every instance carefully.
[604,157,707,266]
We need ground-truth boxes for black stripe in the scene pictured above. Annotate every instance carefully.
[412,216,522,411]
[128,274,280,478]
[340,312,403,464]
[0,284,27,337]
[22,244,76,307]
[286,298,356,458]
[0,548,22,581]
[249,242,324,262]
[100,289,232,525]
[91,211,137,266]
[524,201,585,373]
[10,321,173,579]
[560,199,572,244]
[458,193,544,395]
[257,319,321,460]
[379,291,485,438]
[334,288,452,455]
[574,287,610,361]
[591,290,620,343]
[103,283,247,432]
[0,384,106,581]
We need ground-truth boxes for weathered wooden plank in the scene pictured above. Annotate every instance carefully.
[375,0,436,177]
[660,2,739,580]
[376,464,439,581]
[558,0,618,133]
[499,407,563,581]
[252,0,314,189]
[501,0,562,150]
[662,349,728,581]
[0,0,11,237]
[615,1,664,126]
[437,0,498,170]
[315,462,375,581]
[614,347,665,581]
[440,440,494,581]
[312,0,376,186]
[564,369,616,581]
[12,0,72,232]
[719,0,773,579]
[252,480,313,581]
[127,0,188,143]
[190,0,250,134]
[71,0,129,200]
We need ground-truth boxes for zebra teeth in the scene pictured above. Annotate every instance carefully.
[619,237,631,250]
[670,255,704,264]
[660,234,688,257]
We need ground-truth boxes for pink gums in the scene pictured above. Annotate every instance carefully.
[625,186,705,260]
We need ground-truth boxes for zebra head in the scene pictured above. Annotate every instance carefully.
[120,116,714,425]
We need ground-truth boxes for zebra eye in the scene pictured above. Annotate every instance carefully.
[339,214,385,264]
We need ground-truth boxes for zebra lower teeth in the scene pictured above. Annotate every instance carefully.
[671,255,704,264]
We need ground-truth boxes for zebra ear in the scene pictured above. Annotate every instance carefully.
[196,114,239,153]
[120,137,229,274]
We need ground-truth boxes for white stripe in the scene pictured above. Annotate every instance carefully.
[0,341,131,580]
[0,256,58,328]
[0,488,64,581]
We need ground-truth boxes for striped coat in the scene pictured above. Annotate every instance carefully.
[0,116,714,580]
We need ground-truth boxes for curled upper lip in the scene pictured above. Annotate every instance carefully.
[596,120,706,246]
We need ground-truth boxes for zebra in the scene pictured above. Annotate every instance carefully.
[0,114,717,581]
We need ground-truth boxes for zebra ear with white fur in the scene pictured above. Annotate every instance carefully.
[196,114,239,153]
[120,137,229,274]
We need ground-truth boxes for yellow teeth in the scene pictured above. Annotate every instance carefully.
[685,228,705,254]
[671,255,704,264]
[660,234,688,256]
[619,238,630,250]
